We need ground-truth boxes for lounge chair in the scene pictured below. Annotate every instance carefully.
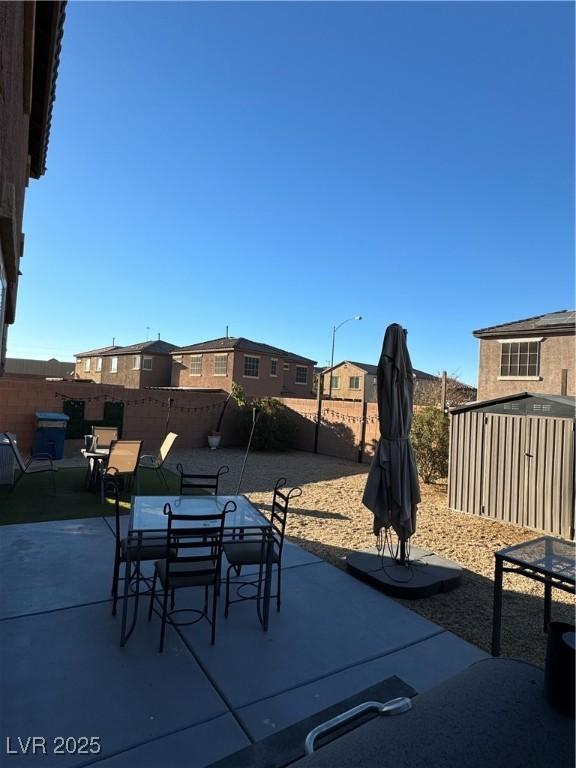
[139,432,178,489]
[2,432,57,494]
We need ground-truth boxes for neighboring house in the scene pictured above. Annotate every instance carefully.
[322,361,437,401]
[5,357,74,378]
[171,337,317,398]
[473,310,576,401]
[75,340,178,388]
[0,2,66,373]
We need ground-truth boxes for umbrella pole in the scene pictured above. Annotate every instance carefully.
[236,407,259,495]
[399,540,406,565]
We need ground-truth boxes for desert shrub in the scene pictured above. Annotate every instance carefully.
[411,407,449,483]
[237,397,296,451]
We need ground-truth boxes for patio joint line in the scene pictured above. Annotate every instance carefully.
[173,624,256,745]
[232,628,446,713]
[73,711,246,768]
[0,597,113,623]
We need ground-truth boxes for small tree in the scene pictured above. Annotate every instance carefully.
[236,397,296,451]
[415,372,476,411]
[411,407,449,483]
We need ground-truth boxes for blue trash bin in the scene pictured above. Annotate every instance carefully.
[32,412,70,460]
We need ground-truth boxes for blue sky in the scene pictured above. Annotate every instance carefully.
[12,1,574,385]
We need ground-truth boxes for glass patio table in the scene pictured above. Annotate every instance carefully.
[120,495,275,645]
[491,536,576,656]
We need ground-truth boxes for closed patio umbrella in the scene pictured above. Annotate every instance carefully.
[362,323,420,562]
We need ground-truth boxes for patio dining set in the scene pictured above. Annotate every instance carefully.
[80,426,303,652]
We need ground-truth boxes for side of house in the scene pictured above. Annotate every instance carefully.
[0,2,66,373]
[323,360,437,402]
[322,362,376,401]
[75,340,177,388]
[474,310,575,401]
[171,337,316,398]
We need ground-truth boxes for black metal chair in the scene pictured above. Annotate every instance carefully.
[109,479,171,619]
[148,500,235,651]
[223,478,302,619]
[176,463,229,495]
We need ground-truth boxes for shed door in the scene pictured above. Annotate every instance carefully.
[523,416,575,539]
[482,414,575,539]
[482,414,526,527]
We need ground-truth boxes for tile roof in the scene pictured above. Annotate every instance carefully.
[114,340,179,355]
[473,310,576,338]
[174,337,316,364]
[75,345,120,358]
[75,340,178,358]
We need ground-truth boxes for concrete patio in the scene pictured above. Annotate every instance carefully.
[0,516,487,767]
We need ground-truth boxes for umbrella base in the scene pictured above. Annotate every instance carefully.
[346,547,462,599]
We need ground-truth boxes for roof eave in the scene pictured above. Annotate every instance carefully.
[29,2,67,179]
[473,323,575,339]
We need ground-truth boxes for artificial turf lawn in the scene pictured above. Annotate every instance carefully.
[0,467,181,525]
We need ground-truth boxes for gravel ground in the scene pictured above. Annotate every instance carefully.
[164,447,574,668]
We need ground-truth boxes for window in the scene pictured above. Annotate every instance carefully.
[214,353,228,376]
[349,376,360,389]
[295,365,308,384]
[83,358,91,372]
[270,358,278,377]
[189,355,202,375]
[110,356,118,373]
[283,362,290,371]
[499,340,540,378]
[96,357,102,372]
[244,355,260,378]
[133,356,141,370]
[142,356,153,371]
[331,375,340,390]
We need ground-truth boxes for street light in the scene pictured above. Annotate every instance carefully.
[328,315,363,398]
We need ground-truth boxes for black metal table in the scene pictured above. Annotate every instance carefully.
[491,536,576,656]
[120,494,274,646]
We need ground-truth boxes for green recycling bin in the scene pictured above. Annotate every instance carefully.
[32,412,70,459]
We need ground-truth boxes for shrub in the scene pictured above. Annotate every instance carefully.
[411,407,449,483]
[237,397,295,451]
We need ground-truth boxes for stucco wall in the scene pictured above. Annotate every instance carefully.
[0,3,29,369]
[322,363,367,401]
[172,351,315,399]
[75,354,173,388]
[477,334,575,400]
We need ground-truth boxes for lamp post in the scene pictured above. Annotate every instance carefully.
[328,315,362,398]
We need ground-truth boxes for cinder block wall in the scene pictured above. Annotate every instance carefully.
[279,398,383,463]
[0,378,232,456]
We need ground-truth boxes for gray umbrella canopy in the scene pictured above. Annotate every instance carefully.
[362,323,421,542]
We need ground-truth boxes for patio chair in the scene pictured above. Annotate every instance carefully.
[100,440,143,504]
[2,432,57,494]
[176,463,229,495]
[224,478,302,618]
[91,426,119,449]
[148,500,234,651]
[139,432,178,489]
[108,479,175,618]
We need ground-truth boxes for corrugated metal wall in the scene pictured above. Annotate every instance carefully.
[448,412,575,540]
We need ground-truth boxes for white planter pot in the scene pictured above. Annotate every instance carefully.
[207,434,221,450]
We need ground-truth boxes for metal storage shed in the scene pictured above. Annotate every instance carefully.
[448,393,575,540]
